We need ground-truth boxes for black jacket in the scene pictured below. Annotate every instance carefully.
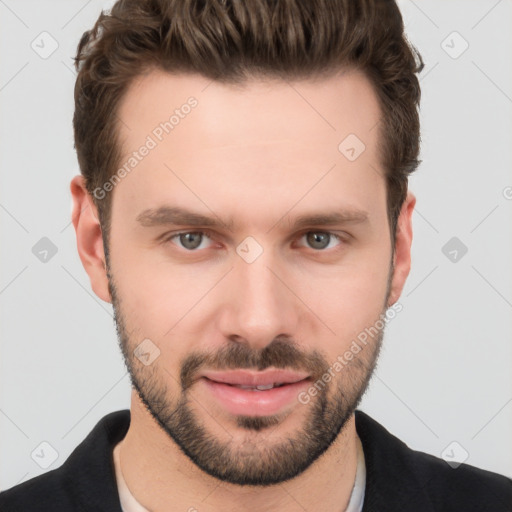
[1,409,511,511]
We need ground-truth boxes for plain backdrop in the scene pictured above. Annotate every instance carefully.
[1,0,511,491]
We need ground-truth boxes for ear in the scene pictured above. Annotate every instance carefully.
[70,175,111,303]
[387,191,416,307]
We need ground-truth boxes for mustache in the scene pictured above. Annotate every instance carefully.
[180,337,329,392]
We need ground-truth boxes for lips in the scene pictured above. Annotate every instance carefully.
[201,369,310,389]
[201,373,312,416]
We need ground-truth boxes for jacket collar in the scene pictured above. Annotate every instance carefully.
[355,410,435,512]
[61,409,129,511]
[61,409,435,512]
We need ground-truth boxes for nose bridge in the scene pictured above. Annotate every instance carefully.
[223,244,297,347]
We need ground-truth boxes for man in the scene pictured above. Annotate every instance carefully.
[1,0,511,510]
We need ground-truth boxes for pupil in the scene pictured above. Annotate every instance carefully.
[307,232,329,249]
[181,232,202,249]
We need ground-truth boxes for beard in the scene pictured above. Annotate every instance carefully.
[107,262,392,487]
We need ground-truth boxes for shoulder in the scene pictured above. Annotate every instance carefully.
[406,443,512,510]
[0,409,130,512]
[0,468,73,512]
[355,410,512,511]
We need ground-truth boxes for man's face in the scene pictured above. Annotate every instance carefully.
[100,68,404,486]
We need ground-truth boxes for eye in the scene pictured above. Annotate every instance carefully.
[297,231,344,250]
[162,230,346,252]
[165,231,214,251]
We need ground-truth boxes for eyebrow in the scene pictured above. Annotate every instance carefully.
[136,207,235,230]
[135,206,369,232]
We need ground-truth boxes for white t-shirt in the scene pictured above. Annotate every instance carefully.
[113,435,366,512]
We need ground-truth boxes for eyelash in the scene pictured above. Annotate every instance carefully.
[162,229,347,252]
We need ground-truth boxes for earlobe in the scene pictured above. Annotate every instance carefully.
[387,191,416,307]
[70,175,112,303]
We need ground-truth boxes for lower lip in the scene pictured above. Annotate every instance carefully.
[201,377,311,417]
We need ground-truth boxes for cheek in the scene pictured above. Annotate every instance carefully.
[119,272,190,336]
[301,251,391,346]
[111,247,224,346]
[108,237,181,340]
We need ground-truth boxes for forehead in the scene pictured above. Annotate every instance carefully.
[111,68,385,229]
[117,68,381,151]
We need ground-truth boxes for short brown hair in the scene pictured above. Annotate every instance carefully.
[73,0,424,255]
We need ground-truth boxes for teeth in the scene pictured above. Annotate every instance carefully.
[255,384,275,390]
[234,383,282,390]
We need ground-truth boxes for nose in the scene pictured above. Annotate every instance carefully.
[217,248,301,351]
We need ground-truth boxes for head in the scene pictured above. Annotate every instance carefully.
[71,0,422,487]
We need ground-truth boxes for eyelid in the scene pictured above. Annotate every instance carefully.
[162,228,349,251]
[293,230,347,249]
[161,229,217,246]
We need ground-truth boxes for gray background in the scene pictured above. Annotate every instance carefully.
[1,0,511,491]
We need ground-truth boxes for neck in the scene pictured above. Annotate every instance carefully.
[118,390,359,512]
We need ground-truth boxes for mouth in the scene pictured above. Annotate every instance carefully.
[216,382,290,391]
[198,369,312,416]
[200,369,310,388]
